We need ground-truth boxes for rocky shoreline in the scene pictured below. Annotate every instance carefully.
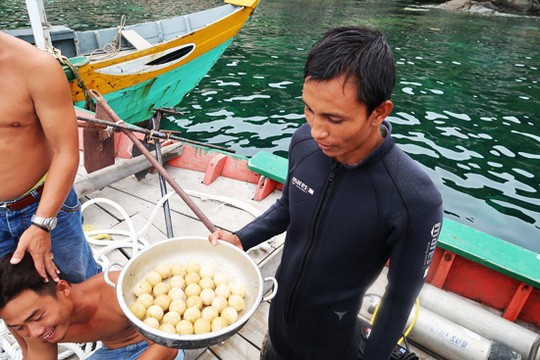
[437,0,539,15]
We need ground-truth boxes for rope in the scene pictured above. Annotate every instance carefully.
[87,15,126,61]
[49,47,95,112]
[81,189,264,265]
[47,15,128,112]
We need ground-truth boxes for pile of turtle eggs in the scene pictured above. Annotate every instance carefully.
[129,261,247,335]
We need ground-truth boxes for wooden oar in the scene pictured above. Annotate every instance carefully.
[88,90,218,233]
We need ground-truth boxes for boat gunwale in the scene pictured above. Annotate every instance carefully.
[74,3,242,56]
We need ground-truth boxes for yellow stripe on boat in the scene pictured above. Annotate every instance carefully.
[70,5,255,103]
[225,0,260,8]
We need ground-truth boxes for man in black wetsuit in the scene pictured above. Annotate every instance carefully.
[209,26,444,360]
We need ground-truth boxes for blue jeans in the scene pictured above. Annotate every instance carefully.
[89,341,185,360]
[0,187,101,283]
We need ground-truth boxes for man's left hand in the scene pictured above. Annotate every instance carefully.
[10,225,59,282]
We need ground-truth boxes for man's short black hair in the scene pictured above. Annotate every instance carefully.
[304,26,396,114]
[0,252,58,309]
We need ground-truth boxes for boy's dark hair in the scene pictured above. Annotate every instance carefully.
[304,26,396,114]
[0,252,59,309]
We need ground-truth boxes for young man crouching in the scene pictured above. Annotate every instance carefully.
[0,252,184,360]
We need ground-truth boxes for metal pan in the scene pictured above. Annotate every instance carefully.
[104,236,277,349]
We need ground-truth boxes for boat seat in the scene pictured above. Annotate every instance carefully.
[438,219,540,288]
[121,29,152,50]
[248,151,288,184]
[247,151,288,201]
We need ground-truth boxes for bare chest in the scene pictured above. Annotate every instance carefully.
[65,313,141,346]
[0,73,38,129]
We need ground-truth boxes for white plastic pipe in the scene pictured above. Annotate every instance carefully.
[407,306,490,359]
[419,283,540,360]
[406,307,519,360]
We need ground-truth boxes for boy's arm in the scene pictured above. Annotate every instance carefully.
[138,339,179,360]
[106,272,180,359]
[8,328,28,359]
[25,337,58,360]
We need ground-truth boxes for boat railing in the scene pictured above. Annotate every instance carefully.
[428,218,539,327]
[75,4,238,55]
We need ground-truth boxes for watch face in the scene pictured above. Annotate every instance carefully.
[48,217,58,230]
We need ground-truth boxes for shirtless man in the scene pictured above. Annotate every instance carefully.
[0,32,100,283]
[0,252,184,359]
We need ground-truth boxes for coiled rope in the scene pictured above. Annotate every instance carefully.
[87,15,126,61]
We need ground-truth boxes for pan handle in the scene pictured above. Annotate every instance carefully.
[262,277,278,302]
[104,262,124,288]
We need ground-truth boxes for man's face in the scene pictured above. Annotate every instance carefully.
[0,287,70,343]
[302,75,390,165]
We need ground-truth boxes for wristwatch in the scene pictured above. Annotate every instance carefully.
[31,215,58,232]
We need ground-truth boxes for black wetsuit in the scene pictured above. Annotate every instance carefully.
[237,122,444,360]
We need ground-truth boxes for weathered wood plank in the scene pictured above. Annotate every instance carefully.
[75,143,183,197]
[80,198,122,229]
[237,301,269,350]
[208,334,260,359]
[185,348,212,360]
[102,172,263,236]
[189,349,219,360]
[90,212,169,263]
[81,185,143,220]
[81,183,208,239]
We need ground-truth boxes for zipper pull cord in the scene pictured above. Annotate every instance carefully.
[329,161,340,182]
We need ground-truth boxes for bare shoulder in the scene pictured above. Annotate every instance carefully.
[72,271,127,324]
[0,32,62,75]
[86,270,120,290]
[25,336,57,359]
[94,271,124,314]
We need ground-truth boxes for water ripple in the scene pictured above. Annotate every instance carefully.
[6,0,537,251]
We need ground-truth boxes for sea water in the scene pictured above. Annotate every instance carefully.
[2,0,538,252]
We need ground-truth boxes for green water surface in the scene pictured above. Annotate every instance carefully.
[2,0,539,252]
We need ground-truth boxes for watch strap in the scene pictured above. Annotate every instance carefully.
[30,214,57,232]
[31,222,50,233]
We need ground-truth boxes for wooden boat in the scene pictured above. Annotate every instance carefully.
[4,0,260,124]
[0,101,537,359]
[73,101,539,359]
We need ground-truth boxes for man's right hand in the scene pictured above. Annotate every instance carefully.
[208,230,244,250]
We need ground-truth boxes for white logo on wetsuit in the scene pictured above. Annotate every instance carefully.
[292,176,315,195]
[422,222,442,278]
[334,311,347,321]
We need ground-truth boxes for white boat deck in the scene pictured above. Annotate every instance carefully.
[73,154,438,360]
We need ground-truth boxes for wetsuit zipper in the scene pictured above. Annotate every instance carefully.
[285,161,340,325]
